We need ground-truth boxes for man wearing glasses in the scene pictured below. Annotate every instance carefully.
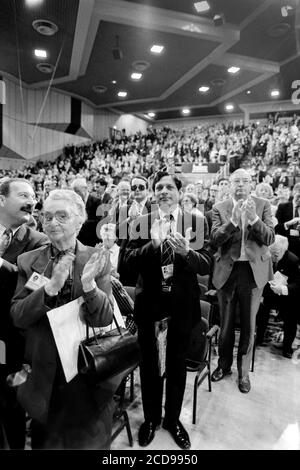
[118,176,154,287]
[10,189,115,449]
[210,169,275,393]
[0,178,48,449]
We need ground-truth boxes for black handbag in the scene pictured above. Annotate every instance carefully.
[78,314,140,383]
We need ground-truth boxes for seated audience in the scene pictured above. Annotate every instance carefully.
[256,235,300,358]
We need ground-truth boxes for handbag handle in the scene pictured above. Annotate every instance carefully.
[85,312,123,344]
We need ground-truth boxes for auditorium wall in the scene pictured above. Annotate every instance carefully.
[1,78,148,169]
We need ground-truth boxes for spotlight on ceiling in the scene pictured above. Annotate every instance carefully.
[225,103,234,111]
[182,108,191,115]
[148,112,156,118]
[270,89,280,97]
[34,49,47,58]
[112,35,123,60]
[228,66,240,74]
[118,91,127,98]
[281,5,293,17]
[199,86,210,93]
[131,72,142,80]
[246,90,251,94]
[194,1,210,13]
[213,13,225,26]
[151,44,164,54]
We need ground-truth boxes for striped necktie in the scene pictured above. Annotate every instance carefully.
[0,228,13,257]
[161,214,174,266]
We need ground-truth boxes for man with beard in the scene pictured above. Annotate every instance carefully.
[0,178,48,449]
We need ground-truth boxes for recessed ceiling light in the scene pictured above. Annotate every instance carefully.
[26,0,44,6]
[151,45,164,54]
[112,80,117,84]
[228,66,240,74]
[199,86,210,93]
[246,90,251,94]
[34,49,47,58]
[117,91,127,98]
[182,108,191,115]
[131,72,142,80]
[194,1,210,13]
[271,89,280,97]
[148,112,156,118]
[225,103,234,111]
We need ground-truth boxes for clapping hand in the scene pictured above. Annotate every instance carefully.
[128,201,142,220]
[231,199,243,225]
[269,282,284,296]
[81,251,108,289]
[244,197,257,223]
[48,253,75,293]
[151,218,170,248]
[286,216,300,228]
[168,232,189,256]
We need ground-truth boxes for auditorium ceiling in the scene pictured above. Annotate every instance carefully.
[1,0,300,121]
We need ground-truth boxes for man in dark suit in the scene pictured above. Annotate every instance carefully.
[256,235,300,358]
[0,178,48,449]
[71,177,101,246]
[123,171,212,449]
[276,182,300,259]
[210,169,275,393]
[118,175,154,287]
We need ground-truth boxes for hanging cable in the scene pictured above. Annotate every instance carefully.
[31,38,65,140]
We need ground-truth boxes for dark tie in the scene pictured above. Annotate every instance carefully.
[51,246,74,306]
[161,214,174,266]
[0,228,13,256]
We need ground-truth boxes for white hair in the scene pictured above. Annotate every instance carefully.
[44,189,87,224]
[270,234,289,253]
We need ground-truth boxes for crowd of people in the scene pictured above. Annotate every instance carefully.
[0,117,300,451]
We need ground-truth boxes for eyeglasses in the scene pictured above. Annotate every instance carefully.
[131,184,146,191]
[43,210,75,224]
[231,178,251,184]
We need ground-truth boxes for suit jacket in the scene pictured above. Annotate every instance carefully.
[276,201,300,258]
[0,225,48,370]
[77,194,102,246]
[263,250,300,309]
[10,241,113,424]
[117,200,156,286]
[211,196,275,289]
[85,194,101,220]
[123,209,212,332]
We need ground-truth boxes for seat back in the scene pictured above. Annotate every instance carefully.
[186,317,209,365]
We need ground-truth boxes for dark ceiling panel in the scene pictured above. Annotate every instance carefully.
[0,0,79,83]
[58,21,219,105]
[229,3,297,62]
[112,64,260,114]
[123,0,262,25]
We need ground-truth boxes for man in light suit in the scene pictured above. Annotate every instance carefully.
[123,171,212,449]
[210,169,275,393]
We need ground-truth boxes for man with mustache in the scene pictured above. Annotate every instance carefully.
[0,178,48,449]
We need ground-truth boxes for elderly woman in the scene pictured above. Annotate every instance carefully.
[180,192,203,217]
[10,189,116,450]
[255,182,278,227]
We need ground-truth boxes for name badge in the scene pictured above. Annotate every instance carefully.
[161,264,173,280]
[25,272,50,291]
[290,229,299,237]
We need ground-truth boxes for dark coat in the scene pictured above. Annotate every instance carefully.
[10,241,114,427]
[0,225,48,371]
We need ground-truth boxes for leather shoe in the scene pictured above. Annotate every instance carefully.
[283,350,293,359]
[162,420,191,450]
[238,375,251,393]
[138,421,158,447]
[211,367,232,382]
